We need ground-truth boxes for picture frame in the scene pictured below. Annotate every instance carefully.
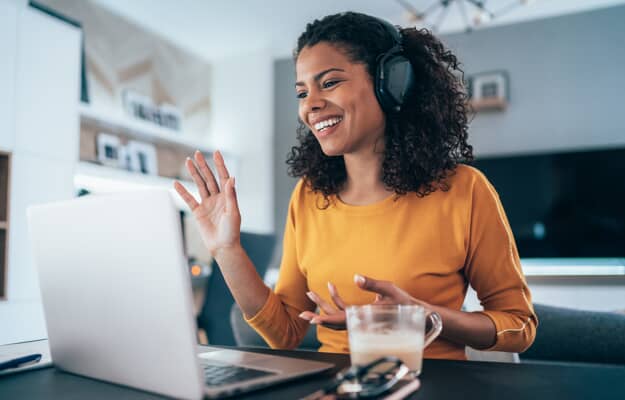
[126,140,158,175]
[122,89,183,132]
[96,133,122,167]
[467,71,509,111]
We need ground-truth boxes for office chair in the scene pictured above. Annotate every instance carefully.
[196,232,276,346]
[521,303,625,364]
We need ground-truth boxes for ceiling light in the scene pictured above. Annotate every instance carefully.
[396,0,538,33]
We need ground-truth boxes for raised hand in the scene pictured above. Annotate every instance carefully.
[174,150,241,257]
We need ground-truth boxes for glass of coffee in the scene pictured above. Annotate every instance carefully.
[346,304,442,376]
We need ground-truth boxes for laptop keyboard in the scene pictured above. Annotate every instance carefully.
[201,362,277,387]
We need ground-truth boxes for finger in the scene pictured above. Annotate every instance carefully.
[354,274,397,298]
[306,291,337,316]
[185,158,210,200]
[327,282,347,310]
[213,150,230,189]
[194,150,220,195]
[312,314,347,331]
[298,311,317,321]
[173,181,200,211]
[373,295,397,305]
[225,177,240,215]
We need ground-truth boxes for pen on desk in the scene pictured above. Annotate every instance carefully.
[0,353,42,371]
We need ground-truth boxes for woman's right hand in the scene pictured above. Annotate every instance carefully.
[174,150,241,257]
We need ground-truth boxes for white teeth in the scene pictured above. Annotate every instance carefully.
[314,117,342,131]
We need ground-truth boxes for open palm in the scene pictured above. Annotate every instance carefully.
[174,150,241,256]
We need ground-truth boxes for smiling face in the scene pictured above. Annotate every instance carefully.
[295,42,386,157]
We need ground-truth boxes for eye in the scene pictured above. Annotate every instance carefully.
[322,79,340,89]
[296,91,307,99]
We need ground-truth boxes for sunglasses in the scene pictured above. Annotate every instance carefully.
[302,356,416,399]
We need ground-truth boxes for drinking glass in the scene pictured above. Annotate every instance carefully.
[346,304,442,376]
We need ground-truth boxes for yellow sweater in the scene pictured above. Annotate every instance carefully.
[246,165,537,359]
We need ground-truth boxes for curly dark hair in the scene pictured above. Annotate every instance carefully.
[286,12,473,203]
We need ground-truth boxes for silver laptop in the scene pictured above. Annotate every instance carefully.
[27,190,332,399]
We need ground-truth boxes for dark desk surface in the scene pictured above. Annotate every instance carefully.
[1,346,624,399]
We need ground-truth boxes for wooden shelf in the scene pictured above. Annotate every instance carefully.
[78,102,214,154]
[470,98,507,111]
[74,161,199,210]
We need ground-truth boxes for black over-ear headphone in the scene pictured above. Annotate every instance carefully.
[373,18,415,114]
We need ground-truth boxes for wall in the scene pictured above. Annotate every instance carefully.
[442,4,625,158]
[210,49,275,234]
[270,58,300,267]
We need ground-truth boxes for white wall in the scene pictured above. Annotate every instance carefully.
[209,49,275,234]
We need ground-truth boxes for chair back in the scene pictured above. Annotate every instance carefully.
[197,232,276,345]
[522,303,625,364]
[229,303,321,350]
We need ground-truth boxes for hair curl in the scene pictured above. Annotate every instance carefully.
[287,12,473,204]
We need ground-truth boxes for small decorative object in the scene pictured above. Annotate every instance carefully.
[96,133,122,167]
[122,89,183,132]
[467,71,509,111]
[118,145,132,171]
[127,140,158,175]
[158,103,183,131]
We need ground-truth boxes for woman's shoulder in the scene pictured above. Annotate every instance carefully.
[447,163,490,190]
[289,178,320,206]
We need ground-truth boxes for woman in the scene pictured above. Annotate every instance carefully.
[174,12,537,360]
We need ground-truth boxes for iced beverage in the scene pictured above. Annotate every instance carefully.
[346,305,442,376]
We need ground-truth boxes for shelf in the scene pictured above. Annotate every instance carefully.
[470,98,507,111]
[74,161,199,210]
[522,258,625,277]
[78,102,214,154]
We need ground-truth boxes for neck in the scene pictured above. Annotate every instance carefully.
[340,149,393,206]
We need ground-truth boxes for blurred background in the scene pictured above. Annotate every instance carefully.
[1,0,624,348]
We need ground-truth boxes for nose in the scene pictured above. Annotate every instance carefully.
[303,88,326,113]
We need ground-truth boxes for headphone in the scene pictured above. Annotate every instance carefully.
[373,18,415,114]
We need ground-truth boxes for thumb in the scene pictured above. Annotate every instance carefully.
[354,274,395,297]
[225,177,240,215]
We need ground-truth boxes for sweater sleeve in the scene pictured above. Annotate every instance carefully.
[464,171,538,353]
[244,181,314,349]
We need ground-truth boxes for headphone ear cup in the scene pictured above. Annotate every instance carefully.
[375,50,415,113]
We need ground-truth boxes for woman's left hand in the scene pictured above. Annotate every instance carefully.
[298,274,431,330]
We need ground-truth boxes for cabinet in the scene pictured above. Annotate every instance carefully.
[0,3,81,345]
[0,152,10,299]
[0,1,18,151]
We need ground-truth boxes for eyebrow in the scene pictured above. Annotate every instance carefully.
[295,68,346,87]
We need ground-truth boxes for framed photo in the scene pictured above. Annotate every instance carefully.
[158,103,183,131]
[467,71,509,111]
[127,140,158,175]
[122,89,183,132]
[96,133,122,167]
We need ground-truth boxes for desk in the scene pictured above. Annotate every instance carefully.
[1,347,624,399]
